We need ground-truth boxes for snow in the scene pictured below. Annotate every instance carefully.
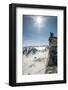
[23,46,49,75]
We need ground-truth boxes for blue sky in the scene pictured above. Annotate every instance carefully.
[23,15,57,47]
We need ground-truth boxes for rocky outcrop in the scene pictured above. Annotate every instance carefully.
[48,32,57,66]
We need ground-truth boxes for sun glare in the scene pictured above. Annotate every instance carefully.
[36,16,43,25]
[32,16,45,31]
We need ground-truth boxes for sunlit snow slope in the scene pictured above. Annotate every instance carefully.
[23,46,49,75]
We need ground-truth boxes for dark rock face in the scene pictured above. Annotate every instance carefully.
[45,66,57,74]
[48,32,57,66]
[23,47,37,56]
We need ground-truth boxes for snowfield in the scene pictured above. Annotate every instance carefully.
[23,46,49,75]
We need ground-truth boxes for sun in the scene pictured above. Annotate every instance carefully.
[32,16,44,31]
[36,16,43,25]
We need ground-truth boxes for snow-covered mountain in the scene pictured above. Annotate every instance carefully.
[23,47,38,56]
[23,46,49,56]
[23,46,50,75]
